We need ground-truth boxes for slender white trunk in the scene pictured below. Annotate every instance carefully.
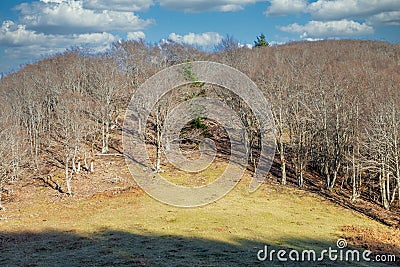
[105,122,110,152]
[380,164,390,210]
[298,162,304,187]
[156,121,162,172]
[72,154,77,174]
[279,140,286,185]
[101,120,109,154]
[89,161,94,173]
[0,177,3,210]
[65,157,72,196]
[351,151,358,202]
[66,172,72,196]
[84,151,88,170]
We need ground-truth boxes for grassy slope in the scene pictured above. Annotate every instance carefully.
[0,162,396,266]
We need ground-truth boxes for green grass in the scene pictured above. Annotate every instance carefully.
[0,166,393,266]
[162,161,227,186]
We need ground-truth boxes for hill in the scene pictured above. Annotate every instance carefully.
[0,156,399,266]
[0,39,400,265]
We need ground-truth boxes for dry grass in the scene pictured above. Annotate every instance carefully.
[343,225,400,263]
[0,157,397,266]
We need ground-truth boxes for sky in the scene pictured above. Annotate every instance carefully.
[0,0,399,74]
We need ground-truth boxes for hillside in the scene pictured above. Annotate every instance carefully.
[0,156,399,266]
[0,39,400,265]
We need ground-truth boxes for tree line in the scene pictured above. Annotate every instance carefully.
[0,38,399,213]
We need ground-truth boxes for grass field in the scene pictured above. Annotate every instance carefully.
[0,161,397,266]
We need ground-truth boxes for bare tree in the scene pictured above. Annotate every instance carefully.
[85,55,121,154]
[0,105,26,209]
[287,89,314,187]
[53,92,87,195]
[261,53,290,185]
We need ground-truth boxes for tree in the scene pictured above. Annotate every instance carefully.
[0,116,12,210]
[214,35,246,67]
[215,35,239,52]
[151,62,205,172]
[254,34,269,47]
[259,51,291,186]
[363,98,400,210]
[85,55,121,154]
[287,89,314,187]
[0,104,26,210]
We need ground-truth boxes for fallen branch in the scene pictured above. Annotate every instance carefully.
[95,153,125,157]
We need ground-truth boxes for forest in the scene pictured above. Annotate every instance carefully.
[0,39,399,223]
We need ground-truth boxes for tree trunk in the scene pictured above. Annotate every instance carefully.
[89,161,94,173]
[0,178,3,210]
[279,141,286,185]
[396,156,400,207]
[105,122,110,153]
[299,172,303,187]
[328,169,338,191]
[72,153,77,174]
[393,141,400,207]
[379,167,390,210]
[84,151,88,170]
[156,123,162,173]
[298,165,304,187]
[65,157,72,196]
[351,160,358,202]
[66,172,72,196]
[324,164,330,189]
[101,120,109,154]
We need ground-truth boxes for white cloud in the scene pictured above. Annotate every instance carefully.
[268,40,286,46]
[158,0,262,12]
[83,0,154,12]
[366,11,400,26]
[127,31,146,40]
[168,32,223,47]
[238,43,253,49]
[308,0,400,21]
[279,19,374,38]
[0,21,45,47]
[303,37,323,42]
[40,0,66,3]
[265,0,307,16]
[15,0,154,34]
[0,20,118,60]
[217,4,244,12]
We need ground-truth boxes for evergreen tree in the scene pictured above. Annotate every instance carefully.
[254,33,269,47]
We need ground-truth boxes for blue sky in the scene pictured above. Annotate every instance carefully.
[0,0,399,74]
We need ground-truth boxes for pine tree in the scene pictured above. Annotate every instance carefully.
[254,34,269,47]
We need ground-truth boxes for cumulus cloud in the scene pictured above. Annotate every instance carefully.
[127,31,146,40]
[40,0,66,3]
[238,43,253,49]
[268,40,286,46]
[366,11,400,26]
[0,21,46,47]
[0,20,118,60]
[158,0,262,12]
[15,0,154,34]
[265,0,307,16]
[83,0,154,12]
[279,19,374,38]
[308,0,400,21]
[168,32,223,47]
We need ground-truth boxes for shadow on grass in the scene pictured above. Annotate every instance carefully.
[0,229,395,266]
